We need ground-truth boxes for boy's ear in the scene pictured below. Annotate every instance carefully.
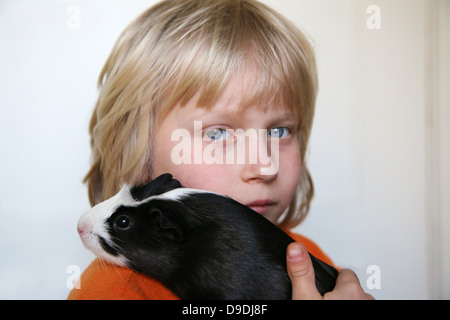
[150,207,184,242]
[131,174,183,201]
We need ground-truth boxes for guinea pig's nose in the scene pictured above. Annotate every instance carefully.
[77,221,89,236]
[77,223,84,235]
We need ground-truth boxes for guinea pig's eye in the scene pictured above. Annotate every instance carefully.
[114,215,131,231]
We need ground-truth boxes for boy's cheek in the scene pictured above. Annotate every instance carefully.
[169,163,236,195]
[151,135,234,193]
[277,147,302,197]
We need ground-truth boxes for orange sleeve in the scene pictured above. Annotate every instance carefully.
[67,259,179,300]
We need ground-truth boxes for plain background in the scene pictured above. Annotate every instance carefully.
[0,0,448,299]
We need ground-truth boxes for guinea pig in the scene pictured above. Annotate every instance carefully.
[77,173,338,299]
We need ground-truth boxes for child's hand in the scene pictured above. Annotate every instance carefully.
[286,243,375,300]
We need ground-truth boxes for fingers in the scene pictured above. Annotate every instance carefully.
[287,242,375,300]
[325,269,375,300]
[286,242,322,300]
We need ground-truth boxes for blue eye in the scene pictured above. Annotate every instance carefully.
[268,127,290,139]
[204,128,228,141]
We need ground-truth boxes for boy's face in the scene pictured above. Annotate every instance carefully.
[150,77,301,224]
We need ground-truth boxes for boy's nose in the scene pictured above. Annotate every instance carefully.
[238,134,279,183]
[240,161,278,183]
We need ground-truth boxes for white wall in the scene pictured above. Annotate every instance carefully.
[0,0,447,299]
[435,0,450,299]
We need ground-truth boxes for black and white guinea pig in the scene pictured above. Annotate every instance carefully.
[77,173,338,299]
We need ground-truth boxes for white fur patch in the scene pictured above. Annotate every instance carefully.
[150,187,208,202]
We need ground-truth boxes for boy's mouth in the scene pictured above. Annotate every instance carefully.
[245,200,277,215]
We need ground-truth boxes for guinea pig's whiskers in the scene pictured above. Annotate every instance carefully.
[97,257,108,270]
[110,235,126,250]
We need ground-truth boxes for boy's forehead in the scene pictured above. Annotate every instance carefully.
[180,75,294,117]
[157,69,300,129]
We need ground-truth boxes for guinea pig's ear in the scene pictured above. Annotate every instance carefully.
[131,174,183,201]
[150,208,184,242]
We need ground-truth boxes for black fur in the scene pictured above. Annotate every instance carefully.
[104,174,338,299]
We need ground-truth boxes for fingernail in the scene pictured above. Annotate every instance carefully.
[288,244,305,261]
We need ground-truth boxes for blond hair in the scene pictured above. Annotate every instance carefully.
[85,0,318,229]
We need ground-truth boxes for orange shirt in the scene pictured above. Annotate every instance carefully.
[67,231,334,300]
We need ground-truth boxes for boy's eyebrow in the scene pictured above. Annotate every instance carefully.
[187,108,299,125]
[187,108,237,122]
[268,112,299,123]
